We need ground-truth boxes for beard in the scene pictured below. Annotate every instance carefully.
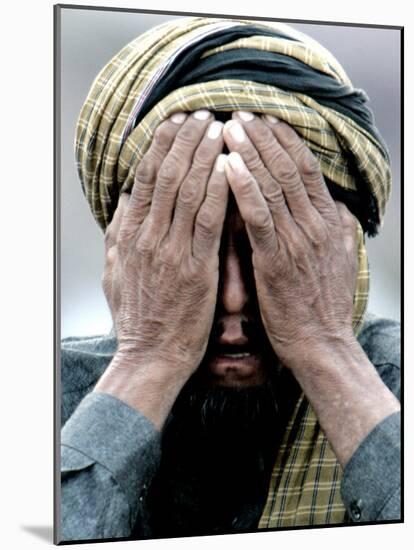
[163,365,287,441]
[144,359,300,537]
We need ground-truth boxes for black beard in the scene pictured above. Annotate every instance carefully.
[143,365,300,538]
[162,368,287,444]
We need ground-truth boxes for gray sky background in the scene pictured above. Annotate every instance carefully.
[59,8,401,338]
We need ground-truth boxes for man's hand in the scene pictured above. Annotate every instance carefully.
[222,112,399,467]
[222,112,358,369]
[96,110,228,428]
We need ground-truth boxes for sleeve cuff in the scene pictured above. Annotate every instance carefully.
[341,411,401,522]
[61,391,162,513]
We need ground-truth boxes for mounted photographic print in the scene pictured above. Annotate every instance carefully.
[54,4,402,545]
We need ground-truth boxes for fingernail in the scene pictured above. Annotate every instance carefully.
[193,109,210,120]
[228,152,245,172]
[237,111,254,122]
[265,114,280,124]
[226,121,246,143]
[171,112,187,124]
[207,121,223,140]
[215,154,227,172]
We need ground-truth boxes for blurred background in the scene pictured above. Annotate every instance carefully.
[59,8,401,338]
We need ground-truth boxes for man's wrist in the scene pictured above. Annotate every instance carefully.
[283,333,400,467]
[280,328,358,374]
[93,350,191,430]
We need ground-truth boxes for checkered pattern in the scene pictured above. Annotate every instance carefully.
[74,16,388,528]
[258,222,369,528]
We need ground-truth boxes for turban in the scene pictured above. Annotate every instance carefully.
[75,17,392,529]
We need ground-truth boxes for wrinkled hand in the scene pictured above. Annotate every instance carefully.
[223,112,359,369]
[102,111,228,379]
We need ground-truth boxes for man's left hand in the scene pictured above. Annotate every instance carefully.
[222,112,359,370]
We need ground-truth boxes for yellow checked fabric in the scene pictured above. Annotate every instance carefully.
[259,222,369,528]
[75,16,386,528]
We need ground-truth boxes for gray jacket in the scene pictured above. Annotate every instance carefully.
[59,314,401,542]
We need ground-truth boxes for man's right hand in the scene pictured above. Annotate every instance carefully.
[95,110,228,428]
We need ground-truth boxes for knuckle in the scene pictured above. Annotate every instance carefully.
[309,220,328,245]
[289,139,306,159]
[344,234,357,256]
[158,157,179,185]
[249,207,272,230]
[136,238,153,256]
[275,158,298,182]
[158,242,180,266]
[235,173,255,199]
[290,234,306,257]
[299,150,321,180]
[105,244,118,265]
[153,121,175,148]
[177,123,200,147]
[204,193,222,211]
[251,126,275,154]
[279,123,301,147]
[177,182,200,208]
[196,208,217,235]
[238,180,252,199]
[134,157,154,185]
[192,149,215,172]
[135,226,154,254]
[263,181,284,206]
[240,146,263,172]
[265,147,286,172]
[183,259,206,284]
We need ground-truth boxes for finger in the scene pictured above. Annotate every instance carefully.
[227,113,330,244]
[148,110,213,234]
[262,115,340,225]
[226,114,322,229]
[104,192,130,252]
[169,120,224,249]
[224,152,278,255]
[192,154,229,260]
[222,114,295,233]
[120,113,187,240]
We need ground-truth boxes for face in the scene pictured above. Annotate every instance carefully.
[165,192,293,440]
[196,192,282,389]
[188,112,280,389]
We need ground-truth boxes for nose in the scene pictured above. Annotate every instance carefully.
[219,246,249,315]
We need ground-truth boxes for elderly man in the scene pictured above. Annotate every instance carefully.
[60,17,400,542]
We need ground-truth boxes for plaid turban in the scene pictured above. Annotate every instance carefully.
[75,17,392,529]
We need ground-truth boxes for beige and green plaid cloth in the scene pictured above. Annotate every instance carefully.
[75,16,390,528]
